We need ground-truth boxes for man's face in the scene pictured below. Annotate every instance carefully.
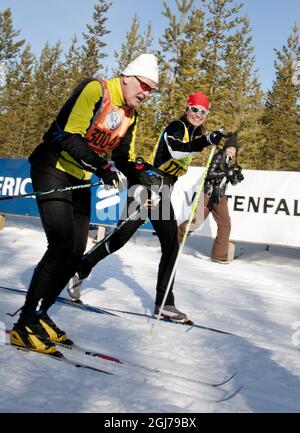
[121,75,157,108]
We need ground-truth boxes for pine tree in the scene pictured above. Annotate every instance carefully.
[113,13,155,159]
[0,7,26,157]
[0,8,24,64]
[64,35,84,91]
[198,0,248,126]
[113,14,153,75]
[142,23,154,53]
[30,42,67,148]
[0,7,25,97]
[113,14,143,74]
[163,0,264,168]
[80,0,111,77]
[218,16,264,168]
[158,0,200,122]
[262,24,300,171]
[199,0,243,97]
[135,90,160,160]
[0,44,35,158]
[154,1,209,164]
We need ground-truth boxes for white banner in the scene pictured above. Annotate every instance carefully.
[172,167,300,248]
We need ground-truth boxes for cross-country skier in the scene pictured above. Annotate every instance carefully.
[69,92,226,322]
[10,54,159,355]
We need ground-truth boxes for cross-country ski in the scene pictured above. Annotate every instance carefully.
[1,217,299,412]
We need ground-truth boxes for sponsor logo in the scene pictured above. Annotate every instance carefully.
[106,110,121,130]
[0,176,32,197]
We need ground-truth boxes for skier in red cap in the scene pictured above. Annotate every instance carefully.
[69,91,226,321]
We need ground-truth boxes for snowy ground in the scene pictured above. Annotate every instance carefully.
[0,216,300,413]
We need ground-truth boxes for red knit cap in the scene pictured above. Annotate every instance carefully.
[187,92,210,110]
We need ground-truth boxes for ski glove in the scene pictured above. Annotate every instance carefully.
[96,162,127,192]
[234,165,244,182]
[206,130,226,145]
[134,158,164,207]
[135,158,164,190]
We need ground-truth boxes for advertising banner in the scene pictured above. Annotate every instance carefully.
[172,167,300,247]
[0,158,299,247]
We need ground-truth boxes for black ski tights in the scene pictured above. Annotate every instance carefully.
[21,168,90,318]
[79,193,178,306]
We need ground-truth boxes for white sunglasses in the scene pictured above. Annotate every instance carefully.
[188,106,209,116]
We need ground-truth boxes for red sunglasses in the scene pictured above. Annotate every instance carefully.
[134,76,156,93]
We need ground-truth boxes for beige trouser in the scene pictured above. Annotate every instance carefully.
[178,194,231,261]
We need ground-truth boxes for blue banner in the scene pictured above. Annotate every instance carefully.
[0,158,152,229]
[0,158,37,216]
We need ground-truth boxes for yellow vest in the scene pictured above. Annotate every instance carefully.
[148,121,193,177]
[56,79,134,180]
[85,80,134,155]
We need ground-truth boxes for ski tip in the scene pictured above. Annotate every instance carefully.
[51,350,64,359]
[57,339,74,348]
[226,371,237,382]
[213,371,237,387]
[215,385,243,402]
[72,299,84,305]
[184,319,194,326]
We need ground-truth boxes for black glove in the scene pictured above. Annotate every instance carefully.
[235,165,244,182]
[135,158,163,190]
[235,172,244,183]
[211,186,220,204]
[206,130,226,145]
[226,167,235,183]
[96,162,125,191]
[134,157,163,206]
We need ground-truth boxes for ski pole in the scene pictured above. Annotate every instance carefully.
[67,161,166,301]
[85,199,151,257]
[151,144,217,334]
[78,172,165,268]
[0,181,103,201]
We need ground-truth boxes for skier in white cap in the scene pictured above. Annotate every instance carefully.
[10,54,158,355]
[121,53,158,107]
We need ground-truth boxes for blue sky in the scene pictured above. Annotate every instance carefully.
[0,0,299,91]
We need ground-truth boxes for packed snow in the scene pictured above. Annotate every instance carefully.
[0,215,300,413]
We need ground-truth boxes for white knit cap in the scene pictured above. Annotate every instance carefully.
[122,53,159,85]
